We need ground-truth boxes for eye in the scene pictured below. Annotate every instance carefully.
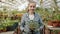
[33,6,35,8]
[30,6,32,7]
[30,6,35,8]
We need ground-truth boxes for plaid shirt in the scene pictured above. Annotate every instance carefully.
[20,12,44,34]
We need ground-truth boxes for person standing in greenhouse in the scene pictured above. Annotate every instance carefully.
[20,1,44,34]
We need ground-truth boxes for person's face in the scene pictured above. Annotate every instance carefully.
[28,3,36,13]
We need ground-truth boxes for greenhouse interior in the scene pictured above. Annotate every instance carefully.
[0,0,60,34]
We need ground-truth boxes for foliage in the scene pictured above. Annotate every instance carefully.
[36,7,60,22]
[27,20,40,30]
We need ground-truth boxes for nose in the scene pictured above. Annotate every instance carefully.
[31,7,35,9]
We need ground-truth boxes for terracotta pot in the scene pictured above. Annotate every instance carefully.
[0,30,2,33]
[16,13,23,17]
[48,20,60,27]
[53,23,58,27]
[0,30,3,33]
[58,32,60,34]
[48,20,60,34]
[58,21,60,27]
[48,20,53,26]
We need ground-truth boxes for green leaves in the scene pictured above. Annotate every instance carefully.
[27,20,40,30]
[36,7,60,22]
[0,19,18,30]
[55,14,60,20]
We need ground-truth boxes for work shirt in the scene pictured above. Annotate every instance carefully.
[20,12,44,34]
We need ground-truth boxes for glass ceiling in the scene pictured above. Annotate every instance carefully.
[0,0,60,11]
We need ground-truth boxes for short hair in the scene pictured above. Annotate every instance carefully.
[26,1,36,12]
[28,1,36,5]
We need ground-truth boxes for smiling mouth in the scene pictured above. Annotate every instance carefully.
[31,9,34,10]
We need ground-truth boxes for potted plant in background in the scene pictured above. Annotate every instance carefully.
[48,13,60,27]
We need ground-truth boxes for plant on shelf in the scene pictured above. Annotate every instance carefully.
[48,13,60,27]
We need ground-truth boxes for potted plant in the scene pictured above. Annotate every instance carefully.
[48,14,60,27]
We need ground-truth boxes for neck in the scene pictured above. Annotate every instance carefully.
[28,11,35,15]
[29,12,34,15]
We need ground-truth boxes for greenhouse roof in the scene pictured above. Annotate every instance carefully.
[0,0,60,11]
